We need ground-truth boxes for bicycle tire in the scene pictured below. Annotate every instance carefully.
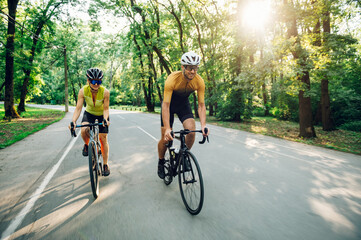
[163,148,173,185]
[178,150,204,215]
[88,141,99,198]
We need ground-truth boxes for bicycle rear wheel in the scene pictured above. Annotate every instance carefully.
[178,151,204,215]
[88,141,99,198]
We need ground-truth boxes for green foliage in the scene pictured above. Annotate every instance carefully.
[216,89,246,121]
[339,121,361,132]
[1,0,361,136]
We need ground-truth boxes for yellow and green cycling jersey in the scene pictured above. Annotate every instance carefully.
[83,85,105,116]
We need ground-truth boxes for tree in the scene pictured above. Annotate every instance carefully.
[4,0,20,119]
[283,0,316,138]
[17,0,66,113]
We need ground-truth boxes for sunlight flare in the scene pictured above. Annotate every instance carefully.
[241,0,270,31]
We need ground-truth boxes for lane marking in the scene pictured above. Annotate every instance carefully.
[137,127,158,142]
[117,115,125,120]
[1,132,80,240]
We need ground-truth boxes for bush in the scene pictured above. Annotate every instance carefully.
[339,121,361,132]
[216,89,246,121]
[270,106,297,121]
[109,89,123,105]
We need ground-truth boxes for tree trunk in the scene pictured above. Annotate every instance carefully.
[321,10,334,131]
[298,70,316,138]
[4,0,20,119]
[262,83,269,116]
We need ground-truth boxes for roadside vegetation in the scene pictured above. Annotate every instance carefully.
[207,116,361,155]
[0,104,65,149]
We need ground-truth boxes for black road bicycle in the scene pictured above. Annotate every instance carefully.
[164,128,209,215]
[70,120,106,199]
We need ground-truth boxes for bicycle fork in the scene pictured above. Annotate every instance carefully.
[180,153,197,184]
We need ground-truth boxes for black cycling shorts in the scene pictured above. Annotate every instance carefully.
[81,111,109,134]
[160,97,194,127]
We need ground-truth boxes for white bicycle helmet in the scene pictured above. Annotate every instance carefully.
[180,52,201,65]
[86,68,103,80]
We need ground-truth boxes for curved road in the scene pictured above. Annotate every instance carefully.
[0,106,360,239]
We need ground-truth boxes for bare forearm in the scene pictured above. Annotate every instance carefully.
[72,107,82,123]
[103,108,109,120]
[198,103,206,128]
[162,102,171,130]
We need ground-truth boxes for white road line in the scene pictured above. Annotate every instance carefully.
[1,132,80,240]
[137,127,158,142]
[117,115,125,120]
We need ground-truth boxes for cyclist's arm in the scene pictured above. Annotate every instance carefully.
[162,101,173,140]
[103,89,110,125]
[70,89,84,129]
[197,82,208,136]
[198,102,208,136]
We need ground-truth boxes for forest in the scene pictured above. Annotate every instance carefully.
[1,0,361,138]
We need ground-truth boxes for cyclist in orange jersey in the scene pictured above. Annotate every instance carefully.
[157,52,209,179]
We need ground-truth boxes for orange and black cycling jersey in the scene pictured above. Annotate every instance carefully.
[163,71,205,104]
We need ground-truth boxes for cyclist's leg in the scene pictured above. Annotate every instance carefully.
[80,124,90,145]
[98,115,109,163]
[81,112,92,155]
[158,104,174,159]
[157,105,175,179]
[178,101,195,149]
[99,133,109,164]
[182,118,196,149]
[158,127,168,159]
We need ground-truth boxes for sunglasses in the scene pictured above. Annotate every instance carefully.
[90,79,102,85]
[184,65,199,71]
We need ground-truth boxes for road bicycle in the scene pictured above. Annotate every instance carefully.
[163,128,209,215]
[70,120,106,199]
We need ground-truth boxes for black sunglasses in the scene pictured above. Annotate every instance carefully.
[90,79,102,85]
[184,65,199,71]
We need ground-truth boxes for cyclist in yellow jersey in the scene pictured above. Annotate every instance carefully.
[157,52,209,179]
[69,68,111,176]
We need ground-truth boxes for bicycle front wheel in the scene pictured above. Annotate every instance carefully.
[163,148,173,185]
[178,151,204,215]
[88,141,99,198]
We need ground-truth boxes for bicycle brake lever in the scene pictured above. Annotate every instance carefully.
[199,128,209,144]
[70,122,77,137]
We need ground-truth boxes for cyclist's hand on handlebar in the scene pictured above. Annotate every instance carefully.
[69,121,76,131]
[103,119,110,127]
[164,128,173,142]
[202,126,209,137]
[69,121,77,137]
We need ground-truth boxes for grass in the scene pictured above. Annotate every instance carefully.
[207,116,361,155]
[0,104,65,149]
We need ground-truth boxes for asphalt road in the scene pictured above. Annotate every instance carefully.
[0,106,361,240]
